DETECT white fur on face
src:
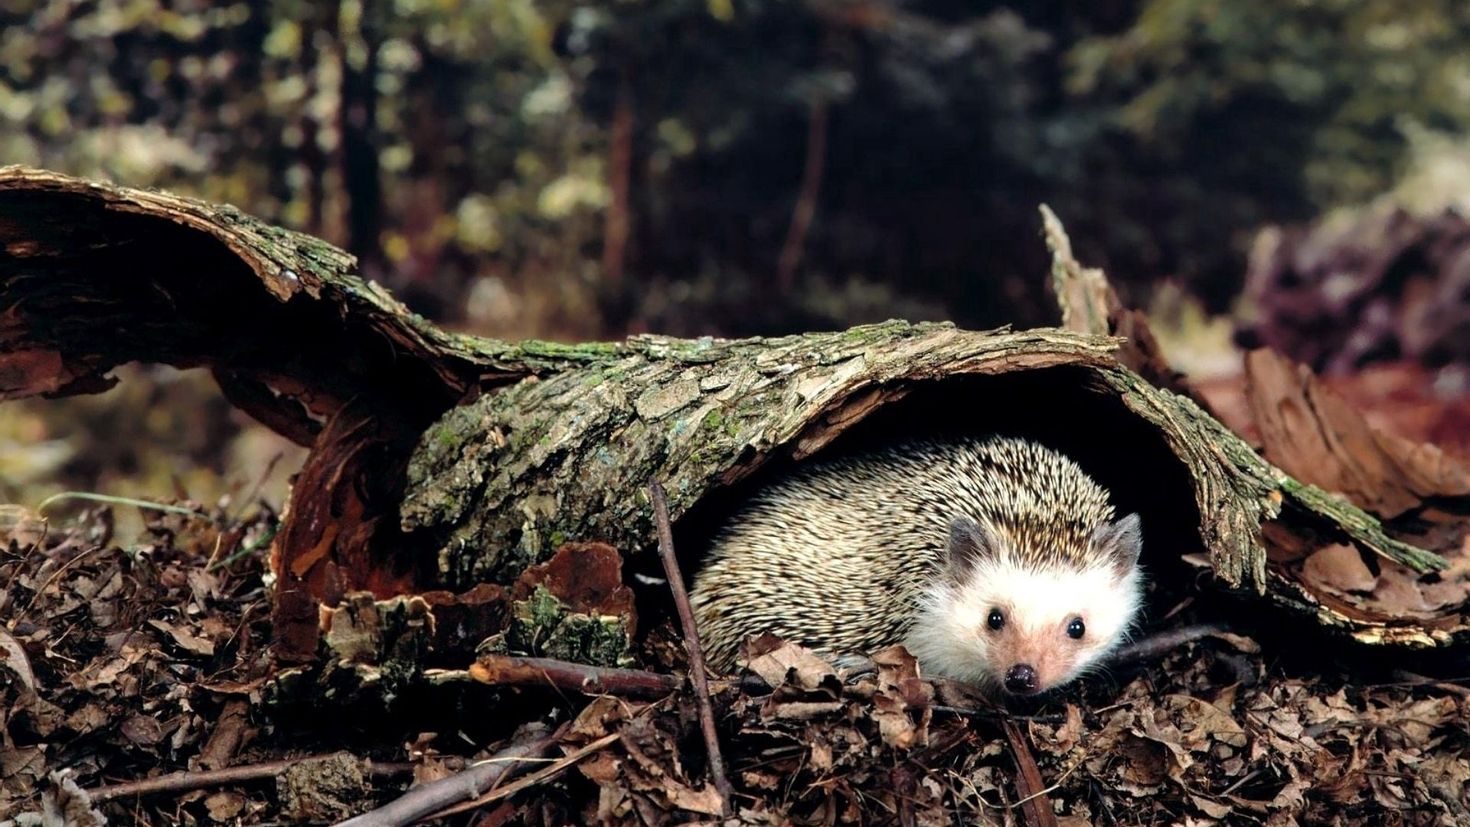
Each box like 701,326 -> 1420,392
905,554 -> 1144,691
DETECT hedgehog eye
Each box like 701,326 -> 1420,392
986,608 -> 1005,631
1066,617 -> 1085,640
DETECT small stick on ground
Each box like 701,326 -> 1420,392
1001,719 -> 1060,827
335,726 -> 559,827
649,480 -> 733,817
469,653 -> 681,699
1107,622 -> 1234,666
423,731 -> 622,821
88,754 -> 413,803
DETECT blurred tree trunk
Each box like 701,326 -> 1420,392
601,68 -> 635,287
777,99 -> 829,291
299,8 -> 331,237
339,0 -> 385,276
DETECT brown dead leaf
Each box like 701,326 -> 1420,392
613,715 -> 725,817
147,618 -> 216,658
1031,704 -> 1086,755
1189,793 -> 1232,820
1165,695 -> 1248,752
0,627 -> 37,696
870,645 -> 932,749
1301,544 -> 1378,595
1245,348 -> 1470,517
204,790 -> 246,821
744,636 -> 839,691
120,714 -> 166,746
578,750 -> 622,785
570,695 -> 634,741
0,504 -> 47,549
1116,737 -> 1168,792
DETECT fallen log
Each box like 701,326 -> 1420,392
0,166 -> 1461,663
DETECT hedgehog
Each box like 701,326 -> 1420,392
689,436 -> 1144,695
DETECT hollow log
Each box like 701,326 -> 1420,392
0,166 -> 1461,658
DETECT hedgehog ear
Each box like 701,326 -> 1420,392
1093,513 -> 1142,578
946,516 -> 1002,580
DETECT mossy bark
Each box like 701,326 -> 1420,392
399,321 -> 1444,605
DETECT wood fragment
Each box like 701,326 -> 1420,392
422,732 -> 622,821
87,754 -> 412,804
650,480 -> 734,818
469,653 -> 681,698
1244,348 -> 1470,518
1107,623 -> 1236,666
196,699 -> 251,771
334,727 -> 558,827
1042,203 -> 1209,410
1001,718 -> 1059,827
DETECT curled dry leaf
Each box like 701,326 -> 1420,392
1239,349 -> 1470,635
742,636 -> 846,722
1301,544 -> 1378,595
0,627 -> 37,696
0,504 -> 46,549
743,635 -> 839,691
146,618 -> 216,658
570,696 -> 725,819
203,790 -> 247,821
870,645 -> 932,749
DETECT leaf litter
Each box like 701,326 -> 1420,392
6,365 -> 1470,824
4,489 -> 1470,824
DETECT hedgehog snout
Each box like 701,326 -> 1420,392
1003,663 -> 1039,694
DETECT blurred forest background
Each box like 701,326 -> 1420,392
8,0 -> 1470,518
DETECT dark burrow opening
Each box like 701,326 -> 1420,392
636,365 -> 1208,658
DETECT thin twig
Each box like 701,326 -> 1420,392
649,480 -> 733,817
469,653 -> 681,699
335,727 -> 559,827
1001,719 -> 1059,827
88,754 -> 412,803
1107,622 -> 1233,666
16,543 -> 109,623
421,731 -> 621,821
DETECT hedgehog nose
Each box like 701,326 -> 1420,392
1004,664 -> 1039,694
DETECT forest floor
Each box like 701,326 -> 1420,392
4,361 -> 1470,826
0,370 -> 1464,827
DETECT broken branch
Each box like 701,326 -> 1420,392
335,726 -> 559,827
650,480 -> 734,817
1108,623 -> 1239,666
88,754 -> 412,804
469,653 -> 681,699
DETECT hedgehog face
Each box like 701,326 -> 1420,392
906,514 -> 1144,693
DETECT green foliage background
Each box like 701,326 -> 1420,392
4,0 -> 1469,338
